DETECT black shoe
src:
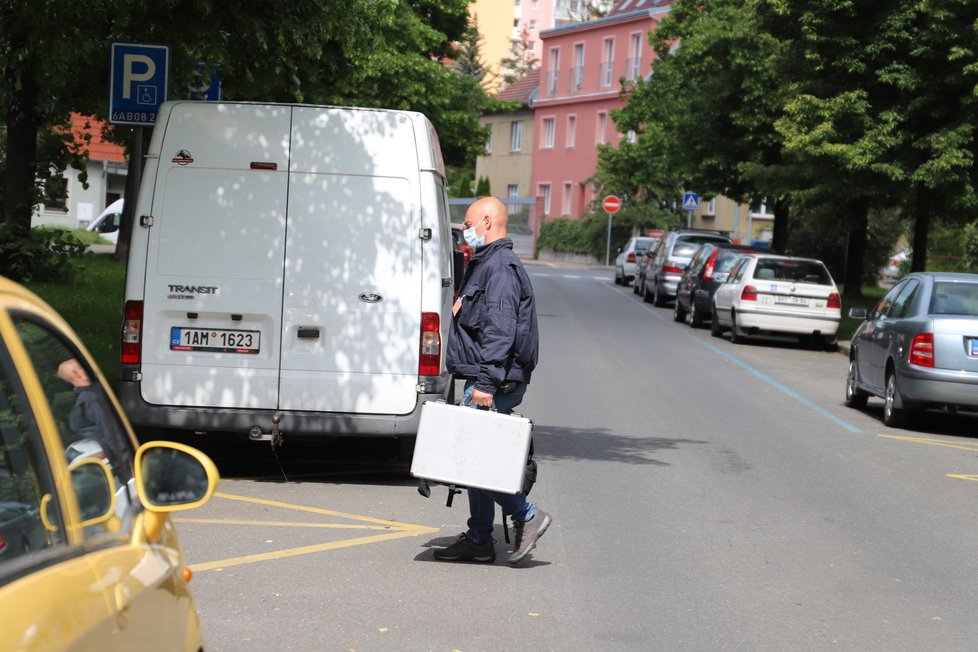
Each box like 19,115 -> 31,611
509,510 -> 552,564
433,533 -> 496,563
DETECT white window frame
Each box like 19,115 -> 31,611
596,111 -> 607,145
562,182 -> 573,216
485,127 -> 493,154
542,117 -> 555,149
573,43 -> 585,90
601,38 -> 615,87
629,33 -> 643,80
566,115 -> 576,148
510,121 -> 523,152
547,47 -> 560,94
540,183 -> 552,215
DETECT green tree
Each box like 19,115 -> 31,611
500,26 -> 539,86
455,14 -> 490,90
0,0 -> 487,278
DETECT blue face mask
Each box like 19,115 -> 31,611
463,222 -> 485,249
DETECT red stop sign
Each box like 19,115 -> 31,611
603,195 -> 622,214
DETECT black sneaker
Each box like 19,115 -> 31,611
509,510 -> 552,565
433,533 -> 496,563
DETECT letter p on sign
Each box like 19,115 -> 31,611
122,54 -> 155,99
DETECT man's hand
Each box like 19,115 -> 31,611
470,387 -> 494,407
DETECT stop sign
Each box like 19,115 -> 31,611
603,195 -> 622,214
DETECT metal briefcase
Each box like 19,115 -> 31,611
410,401 -> 532,494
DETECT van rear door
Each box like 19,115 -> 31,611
278,107 -> 422,415
139,103 -> 292,410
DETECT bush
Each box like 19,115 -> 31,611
0,226 -> 88,283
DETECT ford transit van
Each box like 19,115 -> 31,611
119,101 -> 457,443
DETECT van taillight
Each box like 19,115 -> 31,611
909,333 -> 934,367
741,285 -> 758,301
827,292 -> 841,309
121,300 -> 143,365
419,312 -> 441,376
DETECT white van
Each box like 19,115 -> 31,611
87,198 -> 124,244
119,101 -> 458,444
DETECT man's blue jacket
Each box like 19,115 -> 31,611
446,238 -> 539,395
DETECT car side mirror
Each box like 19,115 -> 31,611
714,272 -> 729,283
848,307 -> 868,320
135,441 -> 219,511
69,458 -> 116,527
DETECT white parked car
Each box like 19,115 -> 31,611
614,236 -> 657,286
711,254 -> 842,349
85,198 -> 124,244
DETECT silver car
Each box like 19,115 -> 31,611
846,272 -> 978,427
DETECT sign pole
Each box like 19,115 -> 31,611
606,213 -> 612,266
601,195 -> 621,266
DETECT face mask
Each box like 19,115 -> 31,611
463,222 -> 486,249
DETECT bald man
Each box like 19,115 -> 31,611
435,196 -> 550,565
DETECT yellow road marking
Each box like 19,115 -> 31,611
947,474 -> 978,482
878,434 -> 978,453
180,491 -> 438,572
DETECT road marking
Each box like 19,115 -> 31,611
606,283 -> 862,433
948,474 -> 978,483
879,434 -> 978,452
177,491 -> 439,572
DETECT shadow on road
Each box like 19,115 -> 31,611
532,424 -> 708,466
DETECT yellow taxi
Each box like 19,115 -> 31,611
0,276 -> 219,650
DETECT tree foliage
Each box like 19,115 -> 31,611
595,0 -> 978,296
0,0 -> 489,279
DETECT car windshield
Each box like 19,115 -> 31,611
930,282 -> 978,316
634,238 -> 654,251
716,251 -> 751,273
753,259 -> 832,285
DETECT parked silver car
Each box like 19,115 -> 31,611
640,230 -> 731,306
614,236 -> 657,286
846,272 -> 978,427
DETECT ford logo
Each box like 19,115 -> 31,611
359,292 -> 383,303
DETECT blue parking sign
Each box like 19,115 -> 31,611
109,43 -> 170,126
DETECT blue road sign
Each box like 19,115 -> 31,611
682,192 -> 700,211
110,43 -> 170,126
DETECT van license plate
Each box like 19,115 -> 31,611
170,327 -> 260,354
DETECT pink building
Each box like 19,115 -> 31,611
531,0 -> 672,219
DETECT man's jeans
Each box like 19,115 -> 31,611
460,379 -> 536,545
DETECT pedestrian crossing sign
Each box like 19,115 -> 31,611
682,192 -> 699,211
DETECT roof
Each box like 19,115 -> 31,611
608,0 -> 673,15
496,70 -> 541,106
69,114 -> 125,163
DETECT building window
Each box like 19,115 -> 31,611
539,184 -> 551,215
547,47 -> 560,94
510,121 -> 523,152
706,198 -> 717,215
566,115 -> 576,148
42,176 -> 67,211
628,33 -> 642,80
626,129 -> 637,144
485,127 -> 493,154
562,182 -> 573,216
531,0 -> 537,7
529,19 -> 536,30
572,43 -> 584,90
508,184 -> 519,215
542,117 -> 555,149
601,38 -> 614,87
596,112 -> 607,145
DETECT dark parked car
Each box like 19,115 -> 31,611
846,272 -> 978,427
674,242 -> 769,327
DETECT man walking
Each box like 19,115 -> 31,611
434,196 -> 551,565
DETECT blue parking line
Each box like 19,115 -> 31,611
608,283 -> 863,433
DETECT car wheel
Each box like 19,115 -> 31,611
883,371 -> 909,427
653,281 -> 667,307
689,302 -> 704,329
673,297 -> 687,322
710,300 -> 723,337
729,311 -> 746,344
844,359 -> 869,409
614,267 -> 622,285
642,278 -> 654,303
633,276 -> 641,294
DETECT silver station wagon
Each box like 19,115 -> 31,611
846,272 -> 978,427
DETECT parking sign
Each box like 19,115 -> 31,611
110,43 -> 170,126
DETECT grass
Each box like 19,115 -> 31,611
24,251 -> 126,383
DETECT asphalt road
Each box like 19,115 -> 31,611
171,263 -> 978,651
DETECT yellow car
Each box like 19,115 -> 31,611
0,276 -> 219,651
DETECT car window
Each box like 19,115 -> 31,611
872,280 -> 906,318
729,258 -> 750,283
753,259 -> 832,284
633,238 -> 654,252
716,251 -> 749,274
672,242 -> 703,258
888,279 -> 921,319
11,315 -> 137,539
0,341 -> 67,581
931,282 -> 978,316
